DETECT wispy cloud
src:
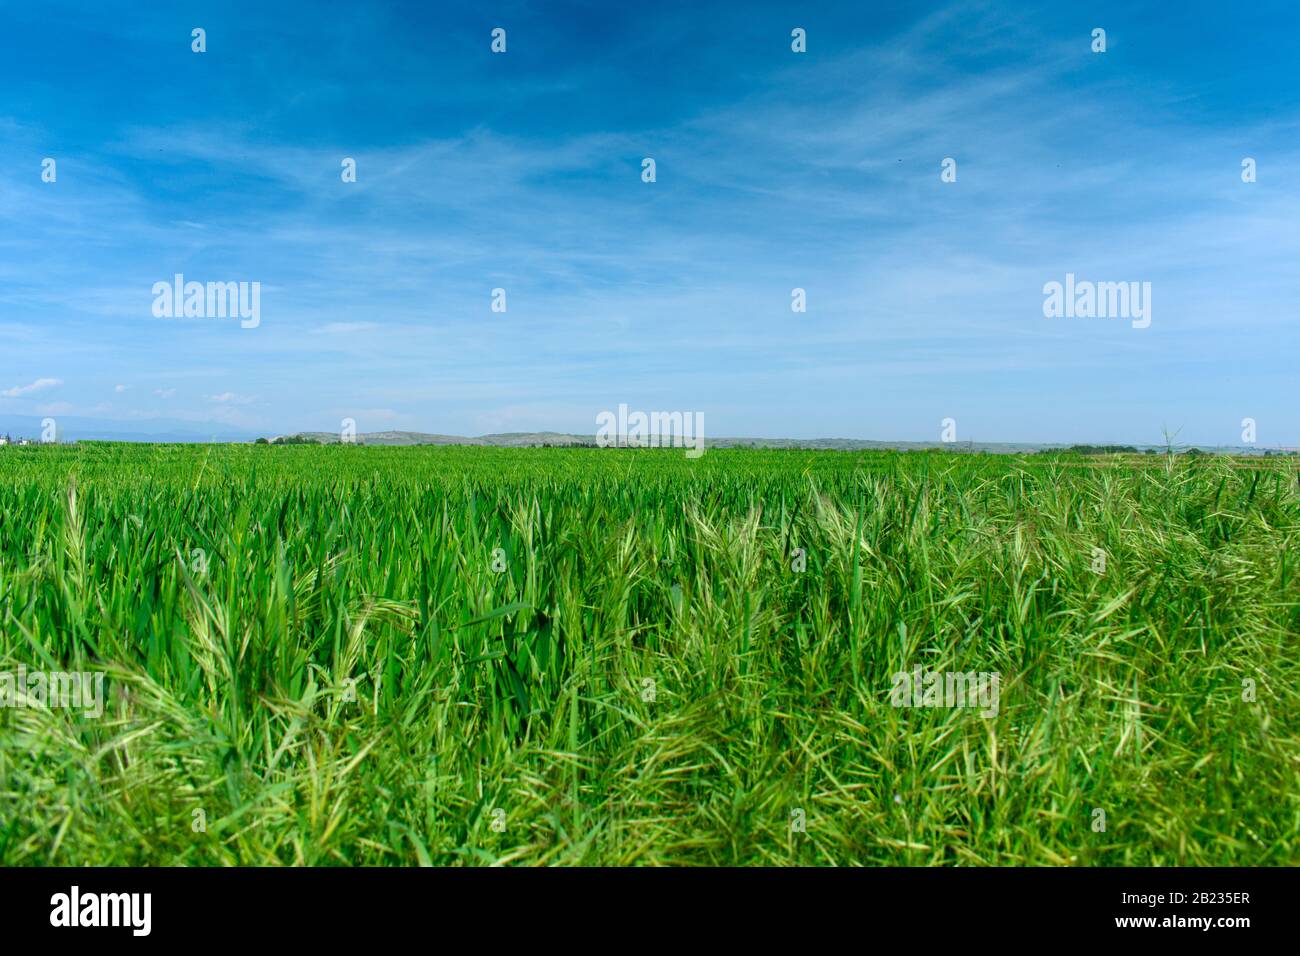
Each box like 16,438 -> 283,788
2,377 -> 62,398
1,2 -> 1297,444
313,322 -> 379,335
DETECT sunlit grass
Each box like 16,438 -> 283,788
1,443 -> 1297,865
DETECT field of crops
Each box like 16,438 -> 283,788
0,444 -> 1297,865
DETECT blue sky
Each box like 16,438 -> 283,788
1,0 -> 1297,444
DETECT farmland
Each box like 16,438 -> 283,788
0,443 -> 1297,865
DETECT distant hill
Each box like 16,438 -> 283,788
2,415 -> 1282,455
288,431 -> 593,447
284,430 -> 974,449
267,432 -> 1278,455
0,414 -> 256,443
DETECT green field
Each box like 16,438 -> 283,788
1,444 -> 1297,865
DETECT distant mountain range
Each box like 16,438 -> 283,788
289,430 -> 592,447
276,431 -> 1279,455
289,430 -> 1023,450
0,414 -> 255,444
0,417 -> 1287,454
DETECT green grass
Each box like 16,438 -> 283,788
1,443 -> 1297,865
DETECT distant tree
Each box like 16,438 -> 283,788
1065,444 -> 1139,455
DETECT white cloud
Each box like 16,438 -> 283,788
152,388 -> 176,398
312,321 -> 379,335
207,392 -> 253,405
2,377 -> 62,397
114,384 -> 129,393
